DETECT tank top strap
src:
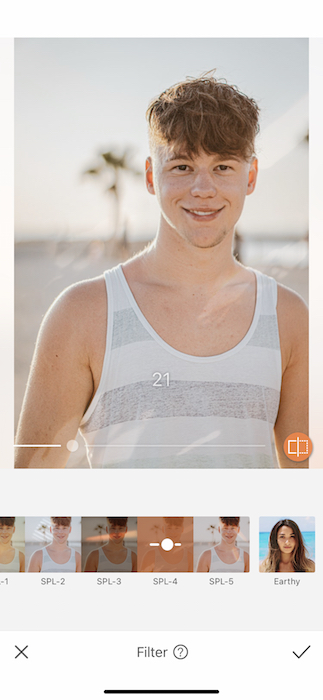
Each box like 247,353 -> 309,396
254,269 -> 278,315
104,265 -> 127,313
69,548 -> 75,569
98,547 -> 105,568
41,547 -> 50,566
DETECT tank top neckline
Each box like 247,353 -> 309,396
117,265 -> 262,363
44,546 -> 72,565
0,547 -> 16,565
100,546 -> 129,565
212,545 -> 242,565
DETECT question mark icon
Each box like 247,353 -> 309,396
173,644 -> 188,659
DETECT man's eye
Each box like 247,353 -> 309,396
175,164 -> 189,171
217,164 -> 230,171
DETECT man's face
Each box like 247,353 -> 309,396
0,524 -> 15,545
51,524 -> 71,545
218,522 -> 240,544
162,520 -> 184,542
146,146 -> 258,250
106,523 -> 127,543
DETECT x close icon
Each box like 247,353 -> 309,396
15,645 -> 28,659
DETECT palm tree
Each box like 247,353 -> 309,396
94,524 -> 106,543
37,523 -> 49,545
83,147 -> 142,253
207,524 -> 217,543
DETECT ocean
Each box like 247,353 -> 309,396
259,531 -> 315,565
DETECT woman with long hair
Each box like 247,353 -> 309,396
260,519 -> 315,572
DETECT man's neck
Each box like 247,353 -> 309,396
0,543 -> 12,553
49,541 -> 69,551
105,539 -> 124,552
218,540 -> 237,552
141,223 -> 240,289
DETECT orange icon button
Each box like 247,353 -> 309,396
283,432 -> 312,462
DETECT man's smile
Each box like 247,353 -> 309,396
183,206 -> 224,221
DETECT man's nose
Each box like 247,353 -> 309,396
191,171 -> 217,197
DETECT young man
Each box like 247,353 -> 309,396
28,517 -> 81,572
139,517 -> 193,572
84,517 -> 137,572
0,517 -> 25,572
15,73 -> 308,469
197,517 -> 249,573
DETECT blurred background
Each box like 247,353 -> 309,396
193,516 -> 250,570
259,515 -> 315,565
15,39 -> 309,466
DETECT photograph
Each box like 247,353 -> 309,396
194,516 -> 249,572
0,517 -> 25,572
82,516 -> 137,572
25,516 -> 82,573
259,516 -> 315,572
14,38 -> 309,469
137,517 -> 193,572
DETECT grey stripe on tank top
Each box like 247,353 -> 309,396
80,264 -> 282,469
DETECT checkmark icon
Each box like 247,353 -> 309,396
293,645 -> 311,659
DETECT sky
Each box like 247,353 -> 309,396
15,38 -> 308,240
259,516 -> 315,532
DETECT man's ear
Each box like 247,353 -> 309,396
246,157 -> 258,195
145,157 -> 155,195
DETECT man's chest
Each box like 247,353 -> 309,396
128,286 -> 257,356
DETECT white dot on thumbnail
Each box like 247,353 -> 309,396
161,537 -> 174,551
67,440 -> 79,453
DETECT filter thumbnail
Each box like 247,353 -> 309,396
26,517 -> 82,572
194,517 -> 249,572
0,517 -> 25,572
259,516 -> 315,572
82,517 -> 137,572
137,517 -> 193,572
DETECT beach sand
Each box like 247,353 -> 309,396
15,239 -> 308,468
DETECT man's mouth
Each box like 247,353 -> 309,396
184,207 -> 224,220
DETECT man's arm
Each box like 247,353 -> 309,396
140,550 -> 156,572
243,551 -> 249,573
84,550 -> 99,572
196,550 -> 210,572
275,285 -> 309,468
15,277 -> 107,469
19,551 -> 25,572
28,550 -> 42,572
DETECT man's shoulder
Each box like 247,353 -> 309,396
276,282 -> 308,351
200,548 -> 212,561
30,548 -> 43,562
40,274 -> 107,352
275,283 -> 308,372
276,282 -> 308,315
52,275 -> 107,318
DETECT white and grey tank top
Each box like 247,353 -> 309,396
0,548 -> 20,572
40,547 -> 76,573
80,265 -> 281,469
209,546 -> 245,573
97,546 -> 132,572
